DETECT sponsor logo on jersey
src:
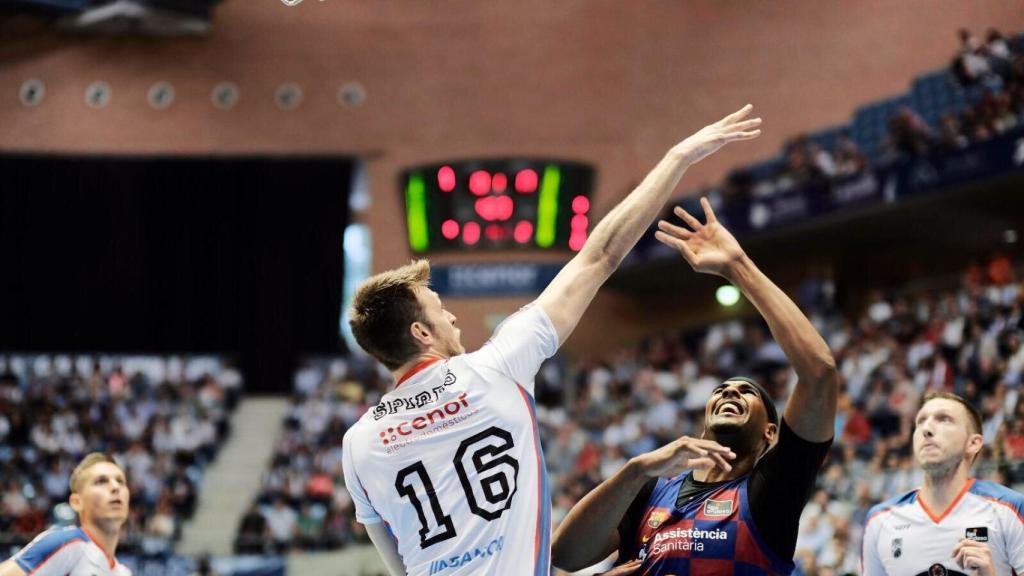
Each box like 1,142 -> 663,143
428,536 -> 504,574
648,527 -> 729,555
647,509 -> 670,529
893,522 -> 911,531
703,498 -> 734,517
891,537 -> 902,558
379,392 -> 472,447
965,526 -> 989,542
372,370 -> 458,420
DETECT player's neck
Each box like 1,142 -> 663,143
81,521 -> 120,562
919,463 -> 973,514
392,352 -> 447,387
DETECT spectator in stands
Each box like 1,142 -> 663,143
262,496 -> 297,554
886,106 -> 936,158
234,503 -> 268,555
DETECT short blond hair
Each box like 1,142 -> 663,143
70,452 -> 120,493
349,260 -> 432,369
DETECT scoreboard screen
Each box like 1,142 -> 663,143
401,159 -> 594,253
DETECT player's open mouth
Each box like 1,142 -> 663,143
715,401 -> 744,416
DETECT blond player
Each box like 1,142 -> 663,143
0,453 -> 131,576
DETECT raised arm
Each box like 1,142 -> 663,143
655,198 -> 838,442
537,106 -> 761,344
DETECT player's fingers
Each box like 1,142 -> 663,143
708,451 -> 733,472
700,197 -> 718,224
686,456 -> 717,470
718,104 -> 753,126
673,205 -> 703,229
657,219 -> 694,239
726,118 -> 762,132
723,129 -> 762,141
654,231 -> 698,264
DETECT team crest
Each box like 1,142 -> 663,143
647,510 -> 670,529
928,564 -> 947,576
703,499 -> 734,517
965,526 -> 989,542
891,537 -> 902,558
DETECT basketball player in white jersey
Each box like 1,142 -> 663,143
342,105 -> 762,576
862,392 -> 1024,575
0,453 -> 132,576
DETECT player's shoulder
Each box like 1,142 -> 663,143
969,478 -> 1024,514
15,526 -> 88,569
23,525 -> 88,552
866,488 -> 919,526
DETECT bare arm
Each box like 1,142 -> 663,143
655,198 -> 838,442
365,522 -> 406,576
537,106 -> 761,344
0,560 -> 27,576
552,436 -> 735,571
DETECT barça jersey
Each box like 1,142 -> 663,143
862,479 -> 1024,575
627,473 -> 794,575
11,526 -> 132,576
342,303 -> 559,576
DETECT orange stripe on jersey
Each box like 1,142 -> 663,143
917,479 -> 975,524
26,538 -> 85,576
395,357 -> 442,389
81,528 -> 116,565
980,495 -> 1024,526
864,500 -> 904,529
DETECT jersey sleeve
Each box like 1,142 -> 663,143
470,302 -> 559,396
860,507 -> 887,576
997,492 -> 1024,572
13,528 -> 87,576
342,429 -> 383,525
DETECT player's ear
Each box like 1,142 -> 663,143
966,432 -> 984,463
409,321 -> 432,347
69,492 -> 82,514
764,423 -> 778,445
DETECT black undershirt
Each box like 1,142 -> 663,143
617,419 -> 832,564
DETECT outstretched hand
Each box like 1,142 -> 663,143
655,197 -> 747,278
670,104 -> 762,166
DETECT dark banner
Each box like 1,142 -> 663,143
431,263 -> 564,297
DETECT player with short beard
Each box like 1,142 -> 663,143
862,392 -> 1024,575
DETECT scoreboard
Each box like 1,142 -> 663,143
401,160 -> 594,253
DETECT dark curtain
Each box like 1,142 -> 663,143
0,155 -> 353,393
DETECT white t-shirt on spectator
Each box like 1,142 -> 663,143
342,303 -> 558,576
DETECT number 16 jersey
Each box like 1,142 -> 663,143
342,303 -> 559,576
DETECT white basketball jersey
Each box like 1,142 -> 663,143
343,303 -> 558,576
11,526 -> 132,576
862,479 -> 1024,575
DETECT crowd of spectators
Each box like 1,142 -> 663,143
886,28 -> 1024,159
0,355 -> 241,559
239,357 -> 386,554
716,28 -> 1022,206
